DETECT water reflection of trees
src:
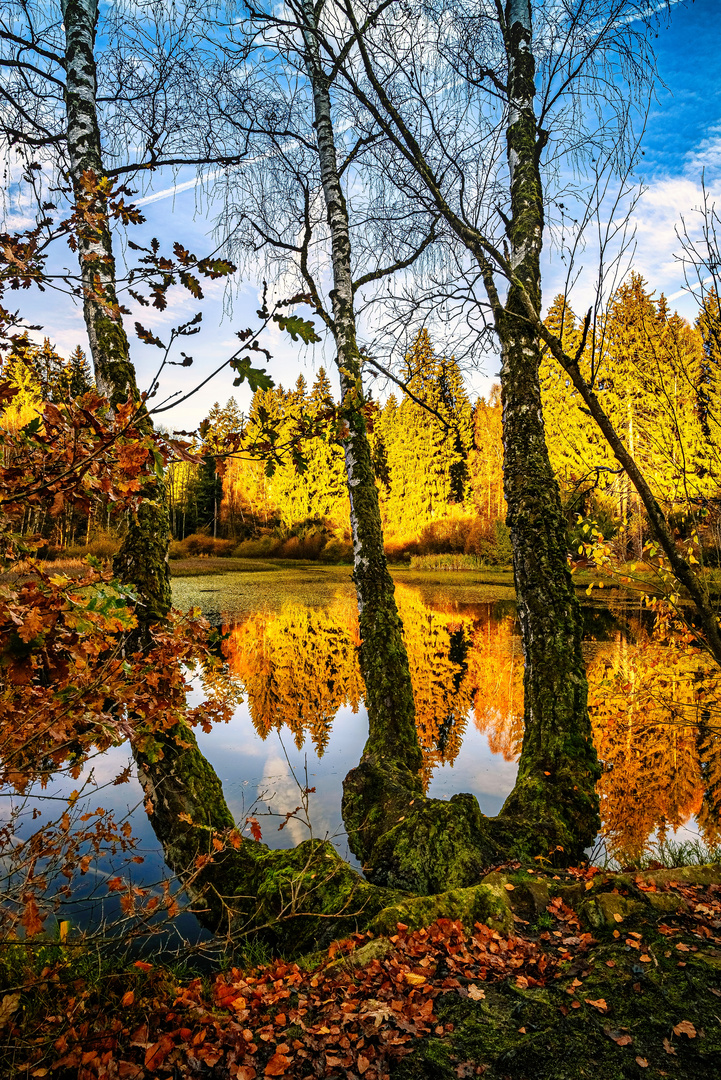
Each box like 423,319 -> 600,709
221,588 -> 721,861
222,597 -> 363,755
588,629 -> 721,862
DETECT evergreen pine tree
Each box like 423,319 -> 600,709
65,346 -> 94,398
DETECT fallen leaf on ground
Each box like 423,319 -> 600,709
604,1028 -> 632,1046
0,993 -> 21,1028
468,985 -> 485,1000
265,1052 -> 291,1076
635,1057 -> 648,1068
663,1038 -> 677,1055
404,972 -> 426,986
586,998 -> 608,1012
145,1036 -> 173,1071
672,1021 -> 697,1039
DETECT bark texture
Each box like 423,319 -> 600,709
61,0 -> 171,622
299,6 -> 431,871
343,0 -> 602,861
491,1 -> 600,856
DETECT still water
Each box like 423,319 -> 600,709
173,565 -> 721,866
15,565 -> 721,940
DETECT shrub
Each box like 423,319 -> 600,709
170,533 -> 235,558
384,538 -> 419,563
318,538 -> 353,563
180,532 -> 217,556
416,515 -> 471,555
232,536 -> 284,559
63,535 -> 120,562
278,532 -> 328,560
88,537 -> 120,559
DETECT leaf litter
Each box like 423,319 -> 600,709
7,872 -> 721,1078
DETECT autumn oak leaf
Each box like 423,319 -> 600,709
144,1035 -> 174,1071
264,1052 -> 291,1076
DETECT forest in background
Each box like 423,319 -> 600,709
5,273 -> 721,572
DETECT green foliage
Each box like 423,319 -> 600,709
229,355 -> 274,392
272,312 -> 321,344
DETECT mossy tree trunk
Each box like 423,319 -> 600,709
489,1 -> 600,855
134,726 -> 403,954
135,726 -> 513,955
299,2 -> 425,866
61,0 -> 171,622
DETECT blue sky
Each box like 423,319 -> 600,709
9,0 -> 721,429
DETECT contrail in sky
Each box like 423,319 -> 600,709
667,276 -> 714,303
134,171 -> 224,206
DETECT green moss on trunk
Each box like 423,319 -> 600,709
62,0 -> 171,625
489,2 -> 600,859
113,499 -> 171,624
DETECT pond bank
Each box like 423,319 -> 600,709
6,864 -> 720,1078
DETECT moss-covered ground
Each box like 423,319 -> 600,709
3,865 -> 720,1078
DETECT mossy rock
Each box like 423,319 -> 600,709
360,791 -> 499,893
372,882 -> 514,938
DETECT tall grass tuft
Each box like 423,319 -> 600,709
409,553 -> 485,571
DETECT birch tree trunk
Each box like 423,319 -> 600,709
298,4 -> 436,874
491,1 -> 600,851
61,0 -> 171,623
300,13 -> 419,750
296,6 -> 512,891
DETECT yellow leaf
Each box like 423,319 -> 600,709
404,972 -> 426,986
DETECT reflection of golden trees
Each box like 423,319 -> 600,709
467,612 -> 524,761
587,633 -> 718,863
221,586 -> 721,856
222,596 -> 363,755
395,586 -> 474,787
222,586 -> 481,785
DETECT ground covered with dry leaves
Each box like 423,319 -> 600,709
3,866 -> 721,1080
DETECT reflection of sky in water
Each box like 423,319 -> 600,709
190,691 -> 520,868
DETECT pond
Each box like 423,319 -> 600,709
11,564 -> 721,944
